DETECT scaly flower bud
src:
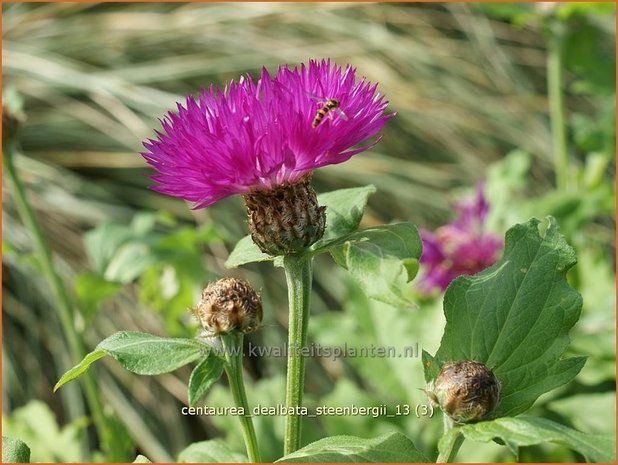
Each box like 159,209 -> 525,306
193,278 -> 262,336
426,360 -> 501,423
243,175 -> 326,255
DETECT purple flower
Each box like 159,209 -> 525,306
418,183 -> 503,294
141,59 -> 393,209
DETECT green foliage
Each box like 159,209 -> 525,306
206,376 -> 311,463
2,3 -> 615,463
423,218 -> 585,417
548,392 -> 616,436
55,332 -> 208,391
2,402 -> 86,462
439,416 -> 615,463
2,437 -> 31,463
227,186 -> 421,305
563,16 -> 616,96
226,185 -> 377,267
276,432 -> 428,462
476,3 -> 535,26
53,350 -> 107,392
81,212 -> 221,334
187,353 -> 225,407
73,272 -> 122,323
177,439 -> 248,463
225,235 -> 272,268
328,223 -> 421,307
310,185 -> 376,251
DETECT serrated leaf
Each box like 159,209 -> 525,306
2,436 -> 31,463
328,222 -> 422,306
225,185 -> 376,268
276,432 -> 428,463
178,439 -> 248,463
55,332 -> 208,391
425,218 -> 585,417
439,416 -> 615,463
187,353 -> 225,407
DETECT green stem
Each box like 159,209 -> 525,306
282,254 -> 313,455
547,22 -> 568,191
3,143 -> 123,460
221,333 -> 261,463
436,431 -> 464,463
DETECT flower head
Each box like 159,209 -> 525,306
141,59 -> 393,209
418,183 -> 503,294
193,277 -> 262,336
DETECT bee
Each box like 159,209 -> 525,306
308,94 -> 348,128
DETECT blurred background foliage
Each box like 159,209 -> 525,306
2,2 -> 615,462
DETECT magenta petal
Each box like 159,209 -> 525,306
140,59 -> 394,208
418,184 -> 503,294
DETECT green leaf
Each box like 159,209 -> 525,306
276,432 -> 428,463
439,416 -> 615,463
104,240 -> 159,283
225,185 -> 376,268
2,401 -> 89,462
178,439 -> 248,463
548,392 -> 616,436
311,184 -> 376,251
83,222 -> 134,274
2,437 -> 31,463
329,222 -> 422,306
99,332 -> 208,374
55,332 -> 207,391
425,218 -> 585,417
225,235 -> 272,268
73,272 -> 122,322
53,350 -> 107,392
187,353 -> 225,407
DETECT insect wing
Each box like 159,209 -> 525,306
334,107 -> 348,121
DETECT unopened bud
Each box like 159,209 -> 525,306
426,360 -> 501,423
193,277 -> 262,336
243,175 -> 326,256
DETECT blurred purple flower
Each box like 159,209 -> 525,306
141,59 -> 393,208
418,183 -> 503,294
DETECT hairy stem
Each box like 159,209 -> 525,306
282,254 -> 313,455
221,333 -> 261,462
3,143 -> 124,460
547,22 -> 568,191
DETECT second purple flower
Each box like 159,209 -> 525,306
418,183 -> 503,294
